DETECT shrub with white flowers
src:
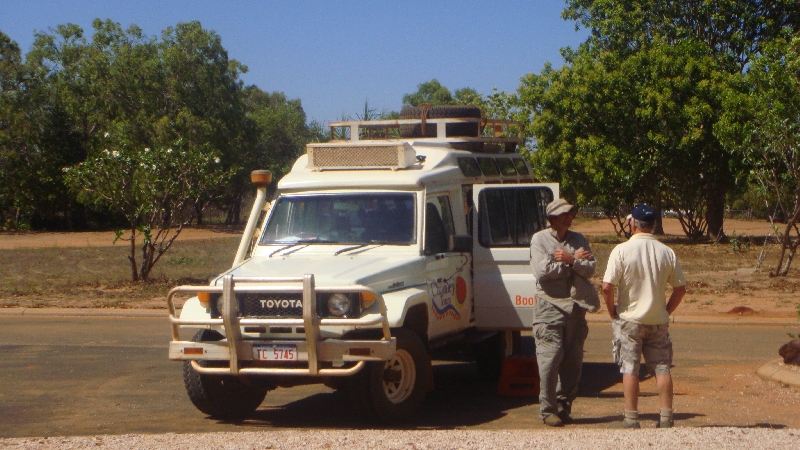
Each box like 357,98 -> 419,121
65,140 -> 234,281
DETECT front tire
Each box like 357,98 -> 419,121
349,327 -> 430,424
183,329 -> 268,419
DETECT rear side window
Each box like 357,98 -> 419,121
496,158 -> 518,176
457,157 -> 482,177
513,158 -> 530,175
478,187 -> 553,247
477,157 -> 500,176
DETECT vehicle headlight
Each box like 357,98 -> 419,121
214,295 -> 237,316
327,293 -> 351,317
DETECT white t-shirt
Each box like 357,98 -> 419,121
603,233 -> 686,325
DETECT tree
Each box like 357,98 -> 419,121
519,40 -> 731,240
561,0 -> 800,240
2,26 -> 103,230
0,31 -> 29,228
402,79 -> 454,107
402,80 -> 491,111
219,87 -> 309,223
718,37 -> 800,276
34,19 -> 248,281
66,141 -> 232,281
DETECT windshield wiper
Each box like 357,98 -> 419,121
269,238 -> 319,257
335,242 -> 385,256
334,244 -> 368,256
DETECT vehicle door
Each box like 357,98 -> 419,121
472,183 -> 558,329
424,191 -> 472,339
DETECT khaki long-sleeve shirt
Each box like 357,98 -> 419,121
530,228 -> 600,316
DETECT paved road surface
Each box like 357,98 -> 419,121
1,316 -> 798,438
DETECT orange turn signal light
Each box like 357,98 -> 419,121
184,347 -> 204,355
197,292 -> 211,307
251,170 -> 272,187
360,292 -> 377,309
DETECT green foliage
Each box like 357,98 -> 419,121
516,1 -> 800,239
1,19 -> 314,233
563,0 -> 800,69
219,87 -> 309,222
402,79 -> 454,107
401,80 -> 523,125
729,231 -> 750,253
520,39 -> 731,239
717,36 -> 800,276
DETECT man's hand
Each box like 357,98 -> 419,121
553,249 -> 575,264
553,248 -> 593,265
602,282 -> 619,320
574,248 -> 593,261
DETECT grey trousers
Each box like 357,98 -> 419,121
532,300 -> 589,418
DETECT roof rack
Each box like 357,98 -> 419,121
327,117 -> 524,153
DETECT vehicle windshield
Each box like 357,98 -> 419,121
260,193 -> 416,245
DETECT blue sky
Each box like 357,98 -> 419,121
1,0 -> 589,124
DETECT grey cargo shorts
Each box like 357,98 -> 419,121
612,318 -> 672,376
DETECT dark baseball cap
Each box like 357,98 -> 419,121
627,203 -> 655,222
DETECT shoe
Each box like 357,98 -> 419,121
656,418 -> 674,429
543,414 -> 564,427
557,410 -> 574,425
610,418 -> 641,429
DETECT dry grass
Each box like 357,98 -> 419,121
575,219 -> 800,319
1,219 -> 798,318
0,237 -> 239,309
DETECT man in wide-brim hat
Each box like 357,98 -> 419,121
529,198 -> 600,427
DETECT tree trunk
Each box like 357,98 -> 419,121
194,202 -> 204,225
233,195 -> 242,224
652,204 -> 664,235
225,192 -> 244,225
705,178 -> 727,242
139,242 -> 154,282
128,226 -> 139,282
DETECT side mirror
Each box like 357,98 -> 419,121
448,235 -> 472,253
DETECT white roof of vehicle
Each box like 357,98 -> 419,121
278,116 -> 532,192
279,142 -> 473,191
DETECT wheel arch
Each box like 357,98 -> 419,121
382,287 -> 429,330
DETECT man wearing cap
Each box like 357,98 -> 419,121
530,198 -> 600,427
601,204 -> 686,429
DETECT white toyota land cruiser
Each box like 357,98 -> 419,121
167,106 -> 558,424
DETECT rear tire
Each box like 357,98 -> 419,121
349,327 -> 430,424
183,329 -> 268,419
471,331 -> 514,382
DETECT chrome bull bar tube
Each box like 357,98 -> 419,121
167,275 -> 394,376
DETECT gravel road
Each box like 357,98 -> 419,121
3,428 -> 800,449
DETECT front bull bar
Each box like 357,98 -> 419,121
167,274 -> 395,376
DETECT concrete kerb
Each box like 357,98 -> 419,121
585,314 -> 800,326
757,358 -> 800,388
0,307 -> 165,317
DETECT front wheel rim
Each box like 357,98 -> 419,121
382,349 -> 416,404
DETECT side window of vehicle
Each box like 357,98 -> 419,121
425,195 -> 454,255
478,187 -> 553,247
477,157 -> 500,176
496,158 -> 518,176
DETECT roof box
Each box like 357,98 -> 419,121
307,143 -> 416,170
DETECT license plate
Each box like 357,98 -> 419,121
253,344 -> 298,361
